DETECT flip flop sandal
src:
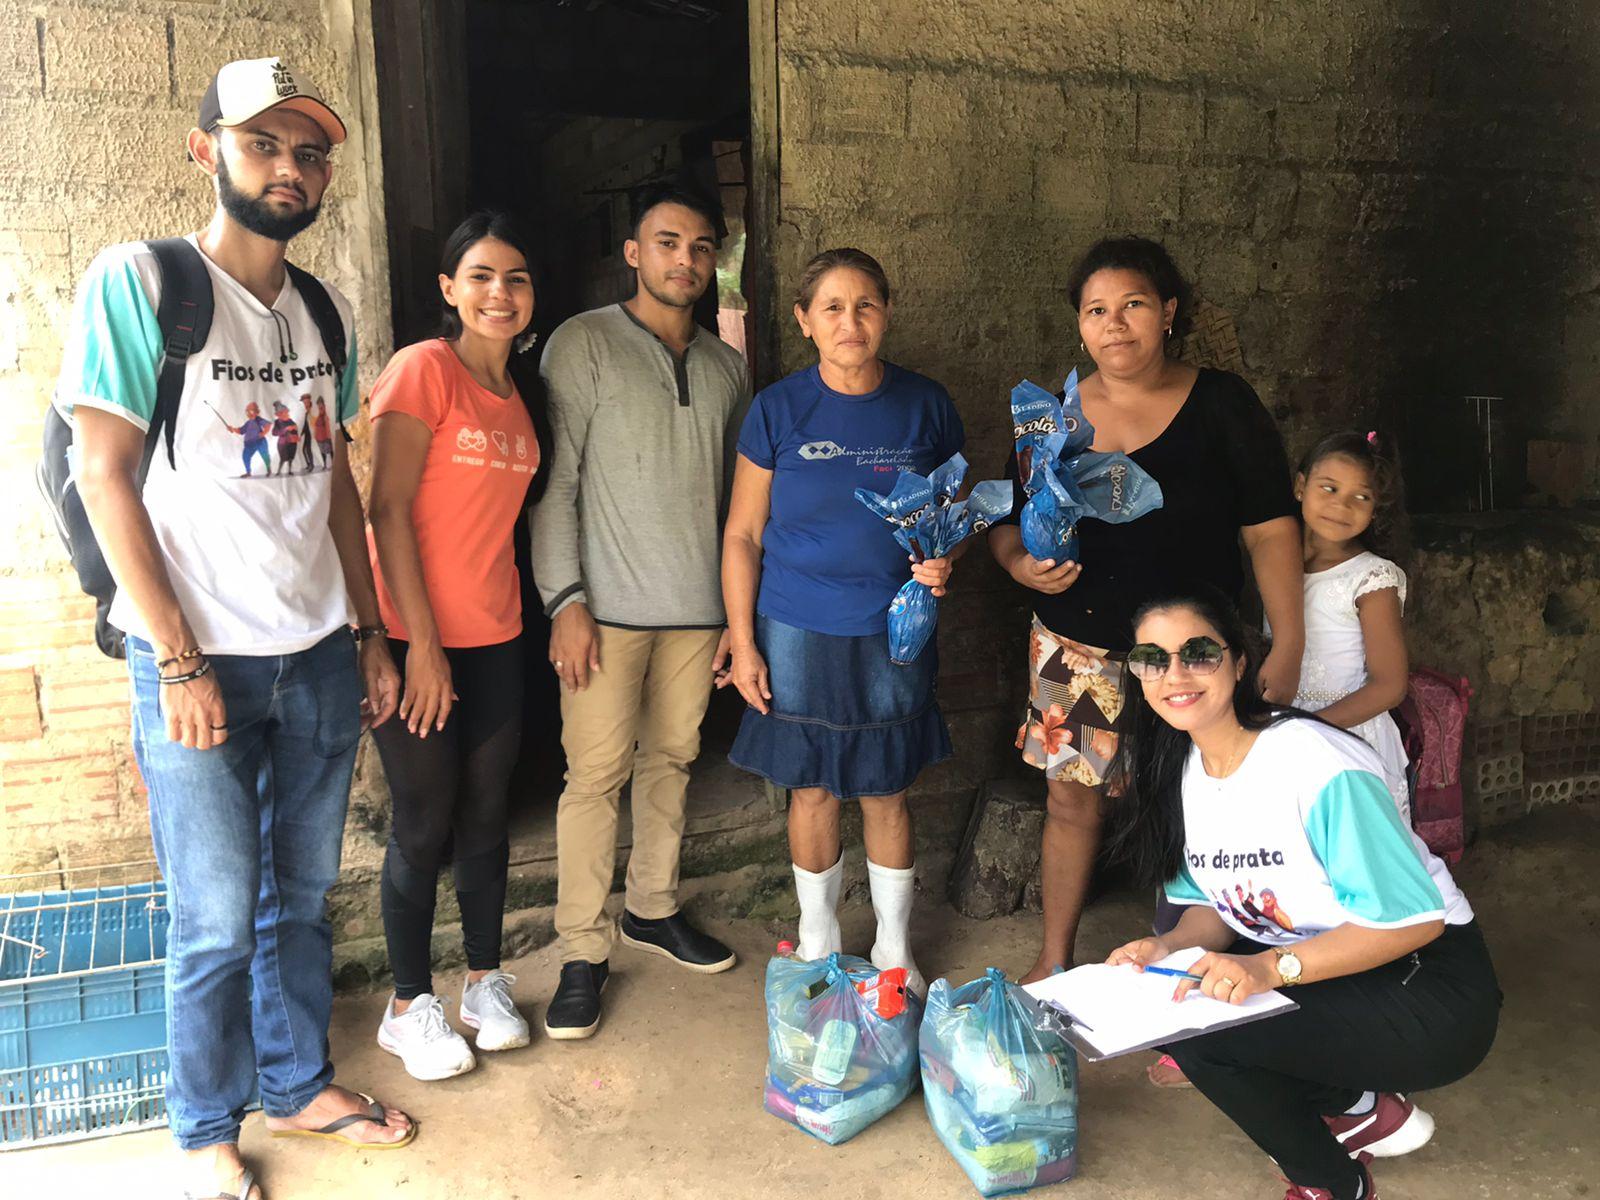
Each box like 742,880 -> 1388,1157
184,1168 -> 257,1200
268,1092 -> 417,1149
1146,1053 -> 1194,1089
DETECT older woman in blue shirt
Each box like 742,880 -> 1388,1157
720,248 -> 963,995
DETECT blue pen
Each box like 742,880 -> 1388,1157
1140,965 -> 1206,982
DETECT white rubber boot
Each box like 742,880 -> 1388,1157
792,856 -> 844,961
867,859 -> 926,997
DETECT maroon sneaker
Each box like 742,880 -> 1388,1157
1280,1160 -> 1379,1199
1323,1092 -> 1435,1159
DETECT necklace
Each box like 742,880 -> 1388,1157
1204,727 -> 1252,781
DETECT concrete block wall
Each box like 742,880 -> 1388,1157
772,0 -> 1600,813
0,0 -> 390,877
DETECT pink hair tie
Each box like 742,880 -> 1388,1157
1366,430 -> 1379,446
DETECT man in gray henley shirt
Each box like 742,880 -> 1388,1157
531,185 -> 749,1039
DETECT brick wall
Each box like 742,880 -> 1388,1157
0,0 -> 390,876
772,0 -> 1600,806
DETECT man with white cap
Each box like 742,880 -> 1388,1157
59,58 -> 413,1199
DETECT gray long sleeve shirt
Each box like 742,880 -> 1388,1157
529,303 -> 750,629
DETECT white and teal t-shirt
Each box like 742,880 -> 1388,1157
1165,718 -> 1473,945
54,238 -> 360,656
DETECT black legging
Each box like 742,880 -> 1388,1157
371,637 -> 525,1000
1166,921 -> 1500,1200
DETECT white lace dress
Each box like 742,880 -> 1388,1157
1274,552 -> 1411,825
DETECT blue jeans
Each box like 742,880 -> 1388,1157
128,630 -> 362,1150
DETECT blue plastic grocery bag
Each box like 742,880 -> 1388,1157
764,952 -> 923,1145
921,969 -> 1079,1195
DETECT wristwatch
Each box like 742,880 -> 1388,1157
352,623 -> 389,644
1273,947 -> 1304,986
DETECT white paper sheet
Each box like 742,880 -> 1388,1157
1022,946 -> 1297,1061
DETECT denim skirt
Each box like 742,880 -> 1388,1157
729,613 -> 952,800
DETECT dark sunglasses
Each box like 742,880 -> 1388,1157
1126,636 -> 1230,680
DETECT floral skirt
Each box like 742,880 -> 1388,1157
1016,615 -> 1129,787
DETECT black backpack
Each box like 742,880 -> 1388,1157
37,237 -> 351,658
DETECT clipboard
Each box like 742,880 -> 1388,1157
1021,947 -> 1299,1063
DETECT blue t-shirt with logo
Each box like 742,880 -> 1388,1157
737,362 -> 965,636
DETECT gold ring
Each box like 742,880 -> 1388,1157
1219,977 -> 1235,989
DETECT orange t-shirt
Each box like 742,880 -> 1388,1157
367,339 -> 539,647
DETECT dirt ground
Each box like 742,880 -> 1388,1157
9,804 -> 1599,1200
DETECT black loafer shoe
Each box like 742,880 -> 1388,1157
619,910 -> 737,974
543,959 -> 608,1040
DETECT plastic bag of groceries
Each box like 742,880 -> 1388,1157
856,454 -> 1013,664
1010,371 -> 1163,563
764,950 -> 923,1145
920,969 -> 1079,1195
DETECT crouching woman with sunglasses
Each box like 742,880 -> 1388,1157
1103,589 -> 1499,1200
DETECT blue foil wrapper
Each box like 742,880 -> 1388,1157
1019,464 -> 1090,563
887,579 -> 937,665
1010,370 -> 1163,561
856,455 -> 1015,664
1067,450 -> 1164,523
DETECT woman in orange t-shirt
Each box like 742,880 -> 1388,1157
366,212 -> 550,1080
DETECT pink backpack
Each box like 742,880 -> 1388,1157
1393,668 -> 1473,863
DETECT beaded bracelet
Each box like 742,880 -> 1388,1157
158,658 -> 212,686
157,647 -> 204,670
352,624 -> 389,644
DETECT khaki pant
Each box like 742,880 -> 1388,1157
555,625 -> 721,963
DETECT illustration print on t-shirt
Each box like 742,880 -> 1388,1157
209,400 -> 274,476
270,401 -> 301,474
201,352 -> 343,479
1210,879 -> 1297,938
310,397 -> 333,469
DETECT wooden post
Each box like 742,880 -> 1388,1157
746,0 -> 781,391
369,0 -> 471,348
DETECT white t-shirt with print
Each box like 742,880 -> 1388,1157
1165,718 -> 1473,946
54,237 -> 361,656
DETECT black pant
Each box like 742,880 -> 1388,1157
371,637 -> 524,1000
1167,921 -> 1500,1200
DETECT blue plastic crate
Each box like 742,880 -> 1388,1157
0,880 -> 172,1148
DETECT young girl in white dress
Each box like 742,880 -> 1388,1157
1285,431 -> 1412,824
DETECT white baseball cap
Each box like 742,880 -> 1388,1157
199,57 -> 346,146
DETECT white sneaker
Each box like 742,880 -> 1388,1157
376,993 -> 476,1081
460,970 -> 532,1051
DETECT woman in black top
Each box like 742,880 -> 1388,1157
989,236 -> 1304,992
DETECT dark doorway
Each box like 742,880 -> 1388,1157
372,0 -> 764,809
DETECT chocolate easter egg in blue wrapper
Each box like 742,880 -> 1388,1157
1020,464 -> 1090,562
856,454 -> 1014,665
887,580 -> 937,665
1010,368 -> 1163,563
